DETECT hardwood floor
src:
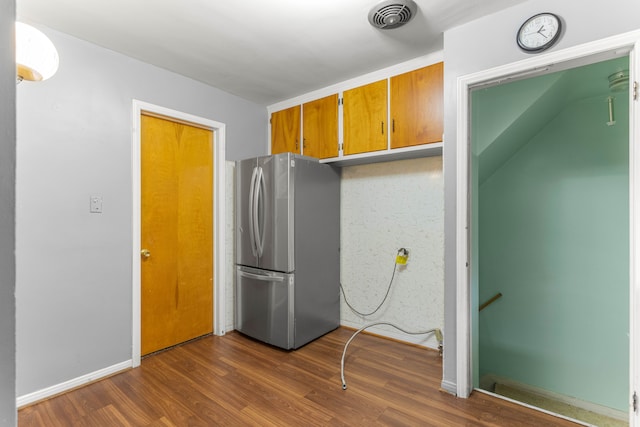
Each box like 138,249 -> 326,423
19,328 -> 579,426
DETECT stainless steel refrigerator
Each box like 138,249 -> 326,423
235,153 -> 340,349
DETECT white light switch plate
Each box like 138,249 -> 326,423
90,196 -> 103,213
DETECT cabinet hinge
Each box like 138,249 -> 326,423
634,391 -> 638,413
339,143 -> 343,152
338,97 -> 343,106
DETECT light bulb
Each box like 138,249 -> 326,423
16,22 -> 59,82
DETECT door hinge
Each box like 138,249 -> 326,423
633,391 -> 638,413
634,81 -> 638,101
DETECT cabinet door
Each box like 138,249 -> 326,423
343,79 -> 388,156
271,105 -> 301,155
302,94 -> 339,159
390,62 -> 443,149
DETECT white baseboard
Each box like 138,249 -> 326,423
481,374 -> 628,422
340,319 -> 440,351
17,360 -> 132,408
441,379 -> 457,395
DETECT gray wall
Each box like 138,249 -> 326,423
0,1 -> 16,424
16,25 -> 266,396
442,0 -> 640,389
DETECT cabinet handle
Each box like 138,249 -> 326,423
392,119 -> 395,133
381,121 -> 384,135
295,139 -> 299,151
303,138 -> 307,149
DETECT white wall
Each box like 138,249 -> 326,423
0,1 -> 16,424
225,161 -> 235,332
16,24 -> 267,397
340,157 -> 444,348
442,0 -> 640,391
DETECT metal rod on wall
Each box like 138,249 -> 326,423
607,96 -> 616,126
479,292 -> 503,312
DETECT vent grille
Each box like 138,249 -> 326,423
368,0 -> 418,29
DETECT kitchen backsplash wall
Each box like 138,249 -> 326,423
340,157 -> 444,349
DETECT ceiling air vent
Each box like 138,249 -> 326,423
368,0 -> 418,30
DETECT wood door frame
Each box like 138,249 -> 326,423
131,100 -> 226,367
455,30 -> 640,425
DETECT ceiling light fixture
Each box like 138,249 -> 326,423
16,22 -> 59,84
368,0 -> 418,30
608,69 -> 629,92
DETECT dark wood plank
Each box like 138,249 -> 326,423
19,328 -> 580,426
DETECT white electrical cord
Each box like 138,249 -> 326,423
340,322 -> 443,390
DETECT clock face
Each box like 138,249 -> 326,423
517,13 -> 562,52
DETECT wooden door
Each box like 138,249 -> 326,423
343,79 -> 388,155
390,62 -> 444,149
302,94 -> 339,159
271,105 -> 301,155
141,114 -> 213,356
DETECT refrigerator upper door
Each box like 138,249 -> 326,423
236,157 -> 259,267
255,153 -> 294,272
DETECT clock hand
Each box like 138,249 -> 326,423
537,25 -> 549,38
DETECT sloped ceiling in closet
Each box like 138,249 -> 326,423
472,55 -> 629,185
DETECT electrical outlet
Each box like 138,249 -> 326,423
396,248 -> 409,265
90,196 -> 103,213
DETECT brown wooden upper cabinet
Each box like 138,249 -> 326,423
270,105 -> 301,155
390,61 -> 443,149
302,94 -> 339,159
343,79 -> 388,156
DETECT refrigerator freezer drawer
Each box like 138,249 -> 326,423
236,266 -> 294,349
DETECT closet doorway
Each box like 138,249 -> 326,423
471,56 -> 630,426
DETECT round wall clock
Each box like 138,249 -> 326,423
516,13 -> 562,53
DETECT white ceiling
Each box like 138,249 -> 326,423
17,0 -> 526,105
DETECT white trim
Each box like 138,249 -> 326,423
456,29 -> 640,423
440,379 -> 457,395
17,360 -> 131,408
455,70 -> 471,398
131,100 -> 226,368
630,40 -> 640,427
321,142 -> 442,167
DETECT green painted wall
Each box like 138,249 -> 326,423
473,58 -> 629,411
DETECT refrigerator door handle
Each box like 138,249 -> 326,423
237,269 -> 285,282
255,166 -> 266,258
248,166 -> 259,257
252,166 -> 261,258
